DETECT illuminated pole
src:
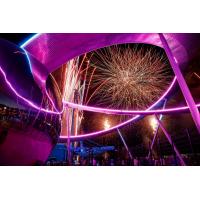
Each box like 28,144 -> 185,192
71,89 -> 80,163
185,128 -> 198,164
117,128 -> 133,160
147,99 -> 167,159
186,128 -> 194,155
103,119 -> 133,160
155,115 -> 186,166
159,33 -> 200,134
66,106 -> 71,165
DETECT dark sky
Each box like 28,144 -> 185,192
0,33 -> 34,45
0,33 -> 199,156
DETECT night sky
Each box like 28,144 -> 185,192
0,33 -> 34,45
1,33 -> 200,157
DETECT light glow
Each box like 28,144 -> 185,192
20,33 -> 41,48
3,33 -> 196,141
149,116 -> 159,133
1,64 -> 200,141
104,119 -> 111,130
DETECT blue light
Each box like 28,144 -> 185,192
22,48 -> 33,73
20,33 -> 41,48
20,33 -> 41,74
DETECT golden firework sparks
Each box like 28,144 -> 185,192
87,44 -> 173,110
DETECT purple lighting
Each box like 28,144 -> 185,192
159,33 -> 200,134
20,33 -> 41,48
2,33 -> 197,141
0,64 -> 188,141
0,66 -> 64,115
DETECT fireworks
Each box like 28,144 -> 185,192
49,57 -> 88,137
87,44 -> 173,110
50,43 -> 173,135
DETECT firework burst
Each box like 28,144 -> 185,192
87,44 -> 173,110
50,43 -> 174,135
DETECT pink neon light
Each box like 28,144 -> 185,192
1,65 -> 200,140
64,99 -> 200,115
62,77 -> 186,115
0,66 -> 64,115
0,62 -> 177,116
1,33 -> 198,140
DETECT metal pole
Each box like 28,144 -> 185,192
159,33 -> 200,134
117,128 -> 133,160
148,141 -> 152,161
147,99 -> 167,159
186,128 -> 194,155
186,128 -> 198,165
155,115 -> 186,166
172,140 -> 178,166
157,135 -> 163,166
66,106 -> 71,165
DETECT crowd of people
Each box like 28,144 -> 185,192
46,153 -> 200,166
